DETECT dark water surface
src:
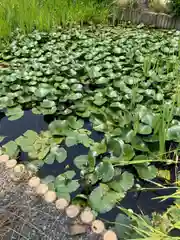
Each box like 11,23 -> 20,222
0,110 -> 176,224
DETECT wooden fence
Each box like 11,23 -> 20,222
115,8 -> 180,30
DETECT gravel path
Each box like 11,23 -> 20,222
0,164 -> 98,240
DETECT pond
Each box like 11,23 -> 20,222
0,110 -> 175,224
1,25 -> 180,239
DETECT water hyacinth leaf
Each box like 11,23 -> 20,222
108,138 -> 123,157
115,213 -> 132,239
167,125 -> 180,141
49,120 -> 69,135
157,170 -> 171,182
35,87 -> 50,98
26,160 -> 44,172
65,136 -> 78,147
56,192 -> 70,202
90,140 -> 107,155
66,180 -> 80,192
78,133 -> 92,147
24,130 -> 38,140
110,102 -> 126,109
48,182 -> 55,191
89,184 -> 124,213
122,144 -> 135,162
131,136 -> 149,152
92,117 -> 106,132
96,161 -> 114,182
137,123 -> 152,135
44,152 -> 55,164
0,136 -> 6,143
55,147 -> 67,163
3,141 -> 19,158
94,97 -> 107,106
85,172 -> 99,185
67,116 -> 84,129
41,175 -> 55,184
88,150 -> 96,170
55,178 -> 79,193
40,100 -> 55,108
74,155 -> 88,169
88,66 -> 101,78
6,107 -> 24,120
62,170 -> 76,180
119,129 -> 135,143
109,171 -> 134,192
135,164 -> 157,180
96,77 -> 109,84
141,113 -> 159,128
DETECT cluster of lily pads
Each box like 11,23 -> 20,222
1,26 -> 180,218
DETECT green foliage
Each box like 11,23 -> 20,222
1,26 -> 180,217
0,0 -> 109,39
170,0 -> 180,16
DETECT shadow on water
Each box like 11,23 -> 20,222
0,110 -> 177,227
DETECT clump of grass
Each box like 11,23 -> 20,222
0,0 -> 109,39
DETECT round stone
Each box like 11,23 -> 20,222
66,205 -> 80,218
44,191 -> 56,203
55,198 -> 69,210
103,230 -> 118,240
0,154 -> 9,163
36,183 -> 48,195
91,220 -> 105,234
6,159 -> 17,169
80,209 -> 94,224
28,176 -> 41,188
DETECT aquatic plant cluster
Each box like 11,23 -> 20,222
0,25 -> 180,238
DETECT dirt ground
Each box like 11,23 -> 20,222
0,163 -> 98,240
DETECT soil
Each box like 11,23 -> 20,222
0,163 -> 99,240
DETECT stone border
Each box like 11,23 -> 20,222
114,8 -> 180,30
0,154 -> 118,240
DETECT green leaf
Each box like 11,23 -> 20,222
167,125 -> 180,141
123,144 -> 135,161
115,213 -> 132,239
89,184 -> 124,213
96,161 -> 114,182
65,136 -> 78,147
55,178 -> 79,193
135,164 -> 157,180
67,116 -> 84,129
131,136 -> 149,152
88,66 -> 101,78
109,171 -> 134,192
40,99 -> 55,108
90,140 -> 107,155
6,107 -> 24,120
74,155 -> 88,169
41,175 -> 55,184
56,192 -> 70,201
88,151 -> 96,170
44,152 -> 55,164
110,102 -> 126,109
0,136 -> 6,142
49,120 -> 69,136
3,141 -> 19,158
137,123 -> 152,135
35,88 -> 50,98
55,147 -> 67,163
141,113 -> 159,128
108,138 -> 123,157
62,170 -> 76,179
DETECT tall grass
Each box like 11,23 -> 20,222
0,0 -> 109,39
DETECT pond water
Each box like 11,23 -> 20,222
0,110 -> 175,223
